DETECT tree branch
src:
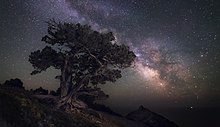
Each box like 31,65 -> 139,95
83,47 -> 103,67
68,42 -> 103,67
77,91 -> 98,96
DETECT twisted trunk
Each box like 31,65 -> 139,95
60,56 -> 72,97
58,90 -> 87,110
58,52 -> 99,110
60,69 -> 72,97
59,56 -> 89,110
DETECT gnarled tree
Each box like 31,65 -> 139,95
29,20 -> 136,109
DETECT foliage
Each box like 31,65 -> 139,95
3,78 -> 24,90
29,20 -> 136,100
31,87 -> 49,95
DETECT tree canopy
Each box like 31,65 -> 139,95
3,78 -> 24,90
29,20 -> 136,107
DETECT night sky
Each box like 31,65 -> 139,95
0,0 -> 220,126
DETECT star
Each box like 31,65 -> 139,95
0,1 -> 220,121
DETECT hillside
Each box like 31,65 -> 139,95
0,87 -> 178,127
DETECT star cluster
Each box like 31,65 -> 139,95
0,0 -> 220,109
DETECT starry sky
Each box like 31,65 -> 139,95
0,0 -> 220,125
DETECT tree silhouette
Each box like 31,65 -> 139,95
29,20 -> 136,109
32,87 -> 49,95
3,78 -> 24,90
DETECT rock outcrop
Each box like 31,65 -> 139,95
126,105 -> 179,127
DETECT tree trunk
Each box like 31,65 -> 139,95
58,90 -> 87,110
60,72 -> 72,97
60,56 -> 72,97
58,75 -> 89,110
58,55 -> 90,110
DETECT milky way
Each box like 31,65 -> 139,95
0,0 -> 220,109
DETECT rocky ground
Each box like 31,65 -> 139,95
0,87 -> 178,127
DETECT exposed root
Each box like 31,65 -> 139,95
57,92 -> 87,112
